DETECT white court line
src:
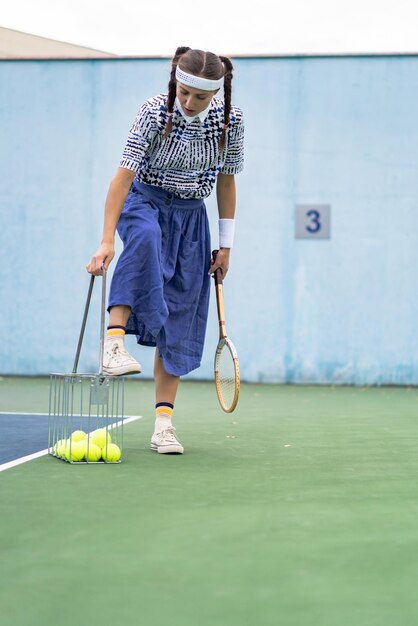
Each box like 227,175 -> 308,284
0,414 -> 143,473
0,412 -> 51,416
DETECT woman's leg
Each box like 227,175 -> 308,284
154,348 -> 180,405
108,305 -> 131,327
103,305 -> 141,375
151,348 -> 183,454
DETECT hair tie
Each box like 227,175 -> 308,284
223,123 -> 228,130
167,111 -> 173,117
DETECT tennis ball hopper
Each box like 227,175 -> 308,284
48,271 -> 125,464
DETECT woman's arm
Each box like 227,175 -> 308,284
209,173 -> 236,278
86,167 -> 135,275
216,172 -> 236,219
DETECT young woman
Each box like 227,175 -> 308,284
86,47 -> 244,454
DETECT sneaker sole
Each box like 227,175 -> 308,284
102,365 -> 141,376
150,443 -> 184,454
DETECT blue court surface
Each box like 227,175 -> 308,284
0,413 -> 50,464
0,412 -> 140,467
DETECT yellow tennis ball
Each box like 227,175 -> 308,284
65,440 -> 85,462
54,439 -> 66,457
76,439 -> 88,460
71,430 -> 88,442
60,439 -> 71,457
90,429 -> 112,449
85,442 -> 102,462
102,443 -> 121,463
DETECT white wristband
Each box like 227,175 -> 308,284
219,218 -> 235,249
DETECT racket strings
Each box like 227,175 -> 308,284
216,343 -> 239,411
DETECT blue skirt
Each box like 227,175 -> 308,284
108,181 -> 211,376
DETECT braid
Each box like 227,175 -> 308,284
164,46 -> 191,138
219,56 -> 234,150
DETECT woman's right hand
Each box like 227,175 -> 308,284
86,242 -> 115,275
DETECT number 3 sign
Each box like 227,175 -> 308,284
295,204 -> 331,239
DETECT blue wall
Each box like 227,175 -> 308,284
1,55 -> 418,384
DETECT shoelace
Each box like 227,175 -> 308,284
115,344 -> 131,358
159,427 -> 177,441
105,342 -> 131,364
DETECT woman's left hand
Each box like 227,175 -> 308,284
209,248 -> 230,279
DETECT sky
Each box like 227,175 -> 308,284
2,0 -> 418,56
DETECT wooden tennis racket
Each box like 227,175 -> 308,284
212,250 -> 240,413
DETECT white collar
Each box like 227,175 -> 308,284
175,97 -> 212,124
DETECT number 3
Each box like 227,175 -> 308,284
306,209 -> 321,234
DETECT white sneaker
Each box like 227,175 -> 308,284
150,427 -> 184,454
102,338 -> 142,376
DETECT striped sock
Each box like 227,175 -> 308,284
106,325 -> 125,340
155,402 -> 174,433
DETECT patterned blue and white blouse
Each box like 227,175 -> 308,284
119,93 -> 244,199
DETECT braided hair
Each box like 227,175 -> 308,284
164,46 -> 191,137
218,55 -> 234,150
164,47 -> 234,150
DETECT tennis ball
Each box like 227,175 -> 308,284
70,430 -> 88,442
76,439 -> 88,460
54,439 -> 66,457
84,442 -> 102,462
90,428 -> 112,449
102,443 -> 121,463
65,440 -> 85,462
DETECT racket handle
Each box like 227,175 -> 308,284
211,249 -> 223,286
212,250 -> 227,339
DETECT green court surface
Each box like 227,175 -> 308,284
1,377 -> 418,626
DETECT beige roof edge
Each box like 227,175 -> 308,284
0,26 -> 118,58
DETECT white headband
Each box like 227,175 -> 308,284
175,66 -> 224,91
